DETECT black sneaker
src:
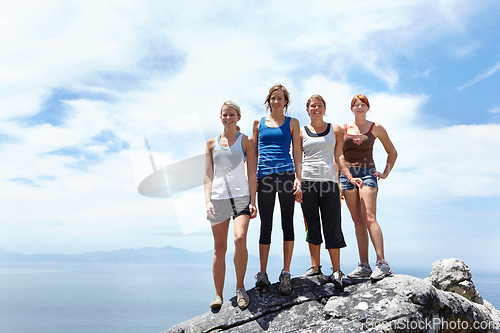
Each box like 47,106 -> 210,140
255,271 -> 271,289
278,271 -> 292,295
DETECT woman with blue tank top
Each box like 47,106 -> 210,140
252,84 -> 302,295
204,101 -> 257,310
299,95 -> 347,289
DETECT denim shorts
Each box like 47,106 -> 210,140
339,166 -> 378,191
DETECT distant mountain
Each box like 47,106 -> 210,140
0,246 -> 213,264
0,246 -> 313,266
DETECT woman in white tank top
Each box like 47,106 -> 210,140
204,101 -> 257,310
299,94 -> 347,288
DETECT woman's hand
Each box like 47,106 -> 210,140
293,178 -> 303,203
249,203 -> 258,219
206,201 -> 216,219
349,177 -> 364,188
372,169 -> 387,180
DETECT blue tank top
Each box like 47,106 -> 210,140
257,116 -> 295,179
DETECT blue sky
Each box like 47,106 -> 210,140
1,0 -> 500,273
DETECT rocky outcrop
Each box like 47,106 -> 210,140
164,259 -> 500,332
427,258 -> 483,304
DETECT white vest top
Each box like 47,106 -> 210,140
211,133 -> 250,199
301,124 -> 338,182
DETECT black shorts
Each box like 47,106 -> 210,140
300,181 -> 346,249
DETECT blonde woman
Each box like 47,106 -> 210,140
204,101 -> 257,309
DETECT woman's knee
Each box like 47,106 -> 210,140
213,241 -> 227,255
363,212 -> 377,226
234,233 -> 247,247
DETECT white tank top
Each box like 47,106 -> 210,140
211,133 -> 250,199
301,123 -> 338,182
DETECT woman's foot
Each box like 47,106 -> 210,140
303,266 -> 322,277
279,271 -> 292,295
255,271 -> 271,289
236,288 -> 250,309
330,270 -> 344,288
347,263 -> 372,278
209,296 -> 223,309
370,260 -> 392,280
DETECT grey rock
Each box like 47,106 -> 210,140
164,260 -> 500,333
324,274 -> 500,332
428,258 -> 483,304
165,275 -> 341,333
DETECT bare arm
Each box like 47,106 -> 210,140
204,138 -> 216,219
251,118 -> 260,166
242,135 -> 258,219
333,124 -> 343,181
290,117 -> 303,202
337,125 -> 363,189
373,123 -> 397,179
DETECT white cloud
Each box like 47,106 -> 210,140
489,106 -> 500,114
0,0 -> 498,267
458,61 -> 500,90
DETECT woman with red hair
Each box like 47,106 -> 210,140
339,94 -> 397,280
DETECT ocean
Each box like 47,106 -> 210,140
0,262 -> 498,333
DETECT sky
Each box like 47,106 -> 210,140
1,0 -> 500,273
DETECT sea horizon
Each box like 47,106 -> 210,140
1,258 -> 499,333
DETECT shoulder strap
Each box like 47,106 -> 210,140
238,133 -> 246,156
214,135 -> 221,150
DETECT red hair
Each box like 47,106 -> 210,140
351,94 -> 370,108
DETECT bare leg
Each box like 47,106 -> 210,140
359,186 -> 385,261
233,214 -> 250,289
343,189 -> 370,264
328,248 -> 341,272
211,220 -> 229,299
283,241 -> 294,272
259,243 -> 270,273
308,243 -> 321,270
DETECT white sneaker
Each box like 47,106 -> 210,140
330,270 -> 344,288
236,288 -> 249,309
209,296 -> 223,309
303,266 -> 322,277
347,263 -> 372,278
370,260 -> 392,280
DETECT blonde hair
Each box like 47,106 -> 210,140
306,94 -> 326,109
264,83 -> 290,114
221,100 -> 241,131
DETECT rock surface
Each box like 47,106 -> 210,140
427,258 -> 483,304
164,259 -> 500,332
